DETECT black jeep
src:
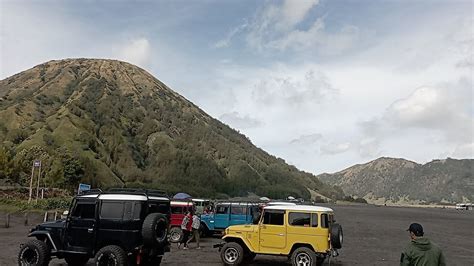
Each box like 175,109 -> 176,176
18,188 -> 171,266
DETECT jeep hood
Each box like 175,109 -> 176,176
227,224 -> 257,233
35,220 -> 66,231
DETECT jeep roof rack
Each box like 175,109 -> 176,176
79,188 -> 103,195
215,200 -> 262,204
107,188 -> 169,198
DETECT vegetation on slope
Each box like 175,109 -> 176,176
0,59 -> 342,200
319,157 -> 473,203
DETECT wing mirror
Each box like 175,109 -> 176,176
61,210 -> 69,220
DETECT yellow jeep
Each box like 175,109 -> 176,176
217,205 -> 343,266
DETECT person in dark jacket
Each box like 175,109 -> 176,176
400,223 -> 446,266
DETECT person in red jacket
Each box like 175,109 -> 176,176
178,211 -> 193,249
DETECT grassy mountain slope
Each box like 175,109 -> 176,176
318,157 -> 473,203
0,59 -> 342,199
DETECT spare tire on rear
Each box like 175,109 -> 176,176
142,213 -> 168,247
330,223 -> 343,249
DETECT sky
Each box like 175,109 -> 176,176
0,0 -> 473,174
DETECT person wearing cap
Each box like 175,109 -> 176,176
400,223 -> 446,266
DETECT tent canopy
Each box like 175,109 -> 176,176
173,192 -> 192,199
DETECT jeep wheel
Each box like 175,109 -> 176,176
94,245 -> 127,266
168,227 -> 183,243
220,242 -> 244,265
330,223 -> 343,249
64,254 -> 89,266
142,213 -> 168,246
18,239 -> 50,266
291,247 -> 317,266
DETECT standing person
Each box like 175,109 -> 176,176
178,211 -> 193,249
186,212 -> 201,249
400,223 -> 446,266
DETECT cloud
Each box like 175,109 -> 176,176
290,133 -> 323,145
359,78 -> 473,156
266,19 -> 360,54
214,22 -> 249,48
453,143 -> 474,158
117,38 -> 151,67
385,79 -> 472,140
357,138 -> 382,158
250,68 -> 337,110
278,0 -> 319,30
320,142 -> 351,155
456,57 -> 473,68
219,112 -> 262,129
215,0 -> 359,54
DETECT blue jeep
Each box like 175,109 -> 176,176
200,202 -> 260,236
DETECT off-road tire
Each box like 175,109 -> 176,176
168,227 -> 183,243
290,247 -> 317,266
220,242 -> 244,265
64,254 -> 90,266
18,239 -> 50,266
94,245 -> 127,266
330,223 -> 343,249
142,213 -> 168,246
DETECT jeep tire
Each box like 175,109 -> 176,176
18,239 -> 50,266
94,245 -> 127,266
64,254 -> 89,266
168,227 -> 183,243
142,213 -> 168,246
220,242 -> 244,265
291,247 -> 317,266
330,223 -> 343,249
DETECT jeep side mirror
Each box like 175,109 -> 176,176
61,210 -> 69,219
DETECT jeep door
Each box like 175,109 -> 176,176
66,198 -> 97,252
170,206 -> 185,227
229,204 -> 247,226
259,210 -> 287,252
98,200 -> 143,251
286,212 -> 322,251
214,204 -> 230,229
318,213 -> 331,251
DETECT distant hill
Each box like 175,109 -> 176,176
0,59 -> 342,199
318,157 -> 474,204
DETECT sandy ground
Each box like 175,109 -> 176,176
1,204 -> 473,266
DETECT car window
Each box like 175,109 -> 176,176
72,202 -> 96,219
289,212 -> 310,227
231,206 -> 246,215
100,202 -> 124,219
321,213 -> 329,228
263,211 -> 284,225
216,205 -> 229,214
133,202 -> 142,220
311,213 -> 318,227
249,206 -> 258,217
149,202 -> 169,214
123,202 -> 133,220
171,206 -> 184,214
